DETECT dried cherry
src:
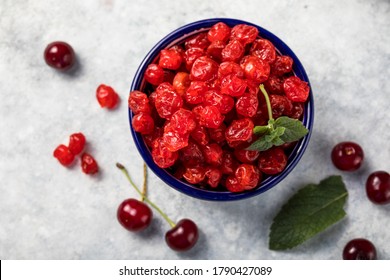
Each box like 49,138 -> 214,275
132,113 -> 155,135
220,151 -> 239,175
236,92 -> 258,117
240,55 -> 270,83
230,24 -> 258,45
185,81 -> 208,104
190,56 -> 219,82
96,84 -> 119,109
205,167 -> 223,188
68,132 -> 86,155
220,74 -> 247,97
283,76 -> 310,102
218,61 -> 244,78
202,143 -> 223,166
151,137 -> 178,168
221,40 -> 244,62
207,22 -> 231,42
235,164 -> 261,190
155,88 -> 183,119
271,55 -> 293,76
159,49 -> 183,70
192,105 -> 224,128
128,90 -> 151,114
145,63 -> 165,85
81,153 -> 99,175
184,33 -> 210,50
258,148 -> 287,175
183,166 -> 206,184
172,72 -> 190,95
53,144 -> 75,166
184,48 -> 205,70
250,39 -> 276,64
203,90 -> 234,114
225,118 -> 254,147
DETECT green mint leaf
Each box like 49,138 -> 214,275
269,175 -> 348,250
247,127 -> 287,151
253,125 -> 270,135
271,136 -> 285,146
274,116 -> 309,143
246,136 -> 273,151
274,126 -> 285,137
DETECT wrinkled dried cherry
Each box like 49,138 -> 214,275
220,74 -> 247,97
128,90 -> 151,114
203,90 -> 234,114
144,63 -> 165,85
250,39 -> 276,64
230,24 -> 258,45
192,105 -> 224,128
225,118 -> 254,147
53,144 -> 75,166
159,49 -> 183,70
234,149 -> 260,163
208,22 -> 231,42
236,92 -> 258,117
185,33 -> 210,50
68,132 -> 86,155
240,55 -> 270,83
190,56 -> 219,82
221,40 -> 244,62
183,166 -> 206,184
155,88 -> 183,119
132,113 -> 155,135
151,137 -> 178,168
202,143 -> 223,166
185,81 -> 208,104
96,84 -> 119,109
205,167 -> 223,188
179,141 -> 204,167
271,55 -> 293,76
235,164 -> 261,190
258,148 -> 287,175
218,61 -> 244,78
172,72 -> 190,95
81,153 -> 99,174
283,76 -> 310,102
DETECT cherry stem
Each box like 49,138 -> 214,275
141,163 -> 147,202
259,84 -> 273,121
116,163 -> 176,228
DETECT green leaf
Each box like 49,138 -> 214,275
253,125 -> 270,135
246,136 -> 273,151
247,127 -> 286,151
269,176 -> 348,251
274,126 -> 285,137
274,116 -> 309,143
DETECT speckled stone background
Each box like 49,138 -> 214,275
0,0 -> 389,260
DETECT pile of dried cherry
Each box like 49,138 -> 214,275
128,22 -> 310,193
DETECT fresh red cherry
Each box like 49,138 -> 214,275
366,171 -> 390,205
81,153 -> 99,174
53,144 -> 74,166
68,132 -> 86,155
165,219 -> 199,251
96,84 -> 119,109
117,198 -> 153,232
331,142 -> 364,171
44,41 -> 75,71
343,238 -> 377,260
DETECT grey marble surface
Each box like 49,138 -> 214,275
0,0 -> 389,260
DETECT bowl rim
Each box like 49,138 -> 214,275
129,18 -> 314,201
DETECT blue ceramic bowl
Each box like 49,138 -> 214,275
129,18 -> 314,201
